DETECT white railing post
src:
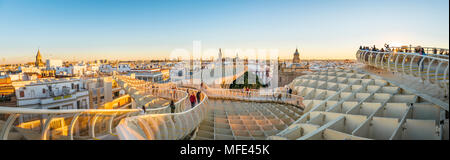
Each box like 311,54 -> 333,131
418,56 -> 425,81
41,114 -> 56,140
401,54 -> 408,74
69,112 -> 82,140
375,52 -> 382,68
426,59 -> 436,82
89,114 -> 100,139
0,114 -> 20,140
108,113 -> 118,135
357,48 -> 449,98
394,54 -> 400,73
410,55 -> 417,76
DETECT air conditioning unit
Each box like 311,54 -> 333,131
62,86 -> 70,95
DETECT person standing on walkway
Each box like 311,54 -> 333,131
288,87 -> 293,98
246,87 -> 250,97
141,105 -> 146,115
277,93 -> 282,101
170,100 -> 176,113
189,92 -> 196,108
151,85 -> 155,95
417,47 -> 426,71
172,88 -> 177,99
170,100 -> 176,122
286,87 -> 290,99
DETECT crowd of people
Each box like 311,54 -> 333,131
360,45 -> 387,52
360,44 -> 435,71
359,44 -> 449,56
269,87 -> 294,101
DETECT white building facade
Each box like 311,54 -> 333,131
46,59 -> 63,69
13,78 -> 89,110
12,78 -> 90,123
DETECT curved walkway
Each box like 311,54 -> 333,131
356,49 -> 449,98
112,72 -> 308,140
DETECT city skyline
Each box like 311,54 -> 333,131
1,0 -> 449,64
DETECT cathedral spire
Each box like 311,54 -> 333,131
35,48 -> 44,67
218,48 -> 223,61
37,49 -> 41,57
293,47 -> 300,64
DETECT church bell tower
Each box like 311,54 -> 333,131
293,48 -> 300,64
35,49 -> 44,67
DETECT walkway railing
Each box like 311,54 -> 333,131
180,83 -> 305,109
114,76 -> 189,114
0,107 -> 140,140
205,88 -> 305,109
114,77 -> 305,140
2,73 -> 304,140
143,88 -> 190,114
0,75 -> 189,140
387,47 -> 449,59
115,91 -> 208,140
115,75 -> 176,89
356,49 -> 449,97
113,75 -> 210,140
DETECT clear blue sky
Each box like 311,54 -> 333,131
0,0 -> 448,64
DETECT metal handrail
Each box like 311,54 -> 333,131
114,76 -> 189,114
179,82 -> 305,109
112,75 -> 210,140
0,75 -> 188,140
115,91 -> 208,140
205,88 -> 305,109
0,108 -> 138,114
356,49 -> 449,97
0,107 -> 140,140
360,47 -> 449,59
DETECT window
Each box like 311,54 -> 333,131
43,88 -> 46,94
20,91 -> 24,97
82,99 -> 87,109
